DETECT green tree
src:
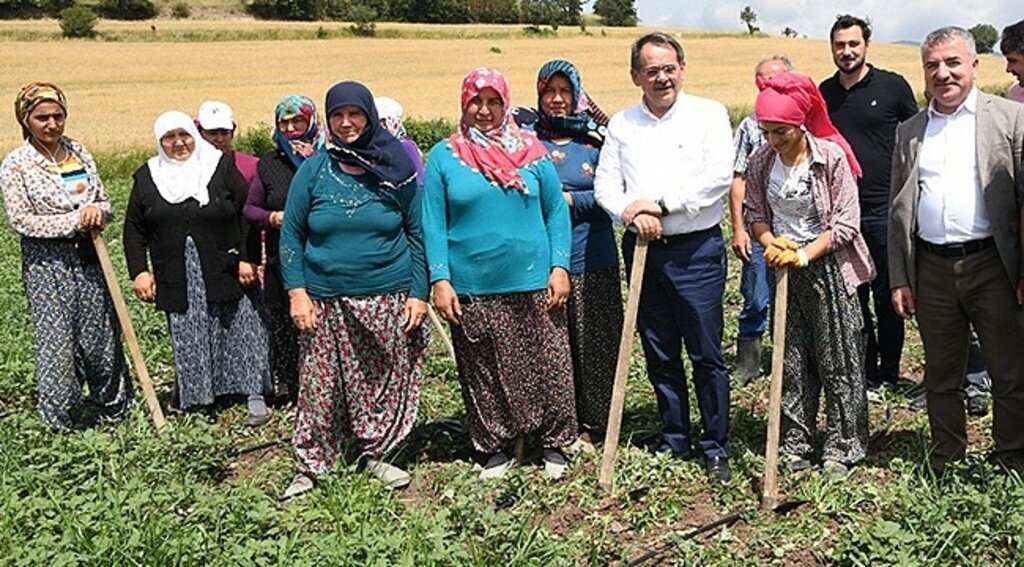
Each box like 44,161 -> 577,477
740,5 -> 759,34
969,23 -> 998,54
593,0 -> 636,27
523,0 -> 581,27
782,26 -> 798,38
59,5 -> 97,37
97,0 -> 158,19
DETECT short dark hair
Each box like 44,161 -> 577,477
1001,19 -> 1024,56
830,14 -> 872,43
630,32 -> 685,71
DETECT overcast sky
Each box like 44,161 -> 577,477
636,1 -> 1020,44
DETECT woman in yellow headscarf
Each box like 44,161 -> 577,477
0,82 -> 131,431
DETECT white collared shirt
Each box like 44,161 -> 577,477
594,92 -> 733,236
916,88 -> 991,244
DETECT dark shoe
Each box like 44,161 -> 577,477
909,391 -> 928,412
705,456 -> 731,481
967,395 -> 991,417
735,338 -> 762,386
655,444 -> 692,461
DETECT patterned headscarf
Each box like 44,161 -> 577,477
273,94 -> 325,169
534,59 -> 609,144
324,81 -> 417,189
755,72 -> 863,178
449,67 -> 548,193
375,96 -> 408,140
15,82 -> 67,140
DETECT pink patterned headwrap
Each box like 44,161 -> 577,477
449,67 -> 548,192
755,72 -> 862,178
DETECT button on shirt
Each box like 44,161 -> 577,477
917,88 -> 991,244
594,93 -> 733,236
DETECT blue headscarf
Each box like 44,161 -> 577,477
324,81 -> 416,189
532,59 -> 609,145
272,94 -> 325,169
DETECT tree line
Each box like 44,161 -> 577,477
248,0 -> 637,28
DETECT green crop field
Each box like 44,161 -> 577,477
2,22 -> 1024,565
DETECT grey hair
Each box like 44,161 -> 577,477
630,32 -> 685,71
921,26 -> 977,58
754,54 -> 795,75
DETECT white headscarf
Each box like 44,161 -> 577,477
147,111 -> 221,206
374,96 -> 406,139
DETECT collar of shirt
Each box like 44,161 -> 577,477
638,93 -> 683,123
927,86 -> 978,120
830,63 -> 876,92
806,134 -> 829,168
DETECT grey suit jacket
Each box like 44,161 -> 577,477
888,91 -> 1024,293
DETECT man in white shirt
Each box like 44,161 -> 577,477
594,32 -> 734,481
888,27 -> 1024,475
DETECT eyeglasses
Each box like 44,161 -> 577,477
641,64 -> 680,79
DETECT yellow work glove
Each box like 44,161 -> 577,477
768,248 -> 809,269
769,236 -> 799,251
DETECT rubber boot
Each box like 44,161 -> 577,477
735,337 -> 762,386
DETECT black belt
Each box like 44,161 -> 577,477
916,237 -> 995,258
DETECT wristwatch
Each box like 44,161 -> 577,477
656,198 -> 669,216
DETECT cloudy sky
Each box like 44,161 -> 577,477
636,0 -> 1019,44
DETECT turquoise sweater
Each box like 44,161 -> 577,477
279,153 -> 427,300
422,141 -> 571,296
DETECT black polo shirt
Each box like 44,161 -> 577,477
820,65 -> 919,205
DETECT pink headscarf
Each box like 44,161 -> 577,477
449,67 -> 548,192
755,72 -> 863,178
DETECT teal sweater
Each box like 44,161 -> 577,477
279,153 -> 427,300
422,141 -> 571,296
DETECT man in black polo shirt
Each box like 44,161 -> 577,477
820,14 -> 918,395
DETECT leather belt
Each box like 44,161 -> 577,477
916,237 -> 995,258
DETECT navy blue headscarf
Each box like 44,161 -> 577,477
324,81 -> 417,189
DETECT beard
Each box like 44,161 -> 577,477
836,55 -> 865,76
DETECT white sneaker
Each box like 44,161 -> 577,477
365,459 -> 411,489
822,460 -> 850,478
479,451 -> 514,480
280,473 -> 315,501
542,448 -> 568,481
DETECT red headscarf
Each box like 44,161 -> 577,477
755,72 -> 863,178
449,67 -> 548,192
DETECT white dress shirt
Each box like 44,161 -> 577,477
917,88 -> 991,244
594,92 -> 734,236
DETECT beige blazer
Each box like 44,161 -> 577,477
888,91 -> 1024,293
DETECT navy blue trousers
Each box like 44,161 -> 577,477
623,228 -> 730,459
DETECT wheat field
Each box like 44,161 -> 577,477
0,21 -> 1015,153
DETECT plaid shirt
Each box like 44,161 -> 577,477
732,115 -> 764,175
744,135 -> 876,294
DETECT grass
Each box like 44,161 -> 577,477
1,23 -> 1016,153
2,143 -> 1023,564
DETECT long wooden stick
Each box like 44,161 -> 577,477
91,230 -> 167,430
599,238 -> 649,493
761,267 -> 788,509
427,305 -> 457,360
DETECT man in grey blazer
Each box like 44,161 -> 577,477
889,26 -> 1024,475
